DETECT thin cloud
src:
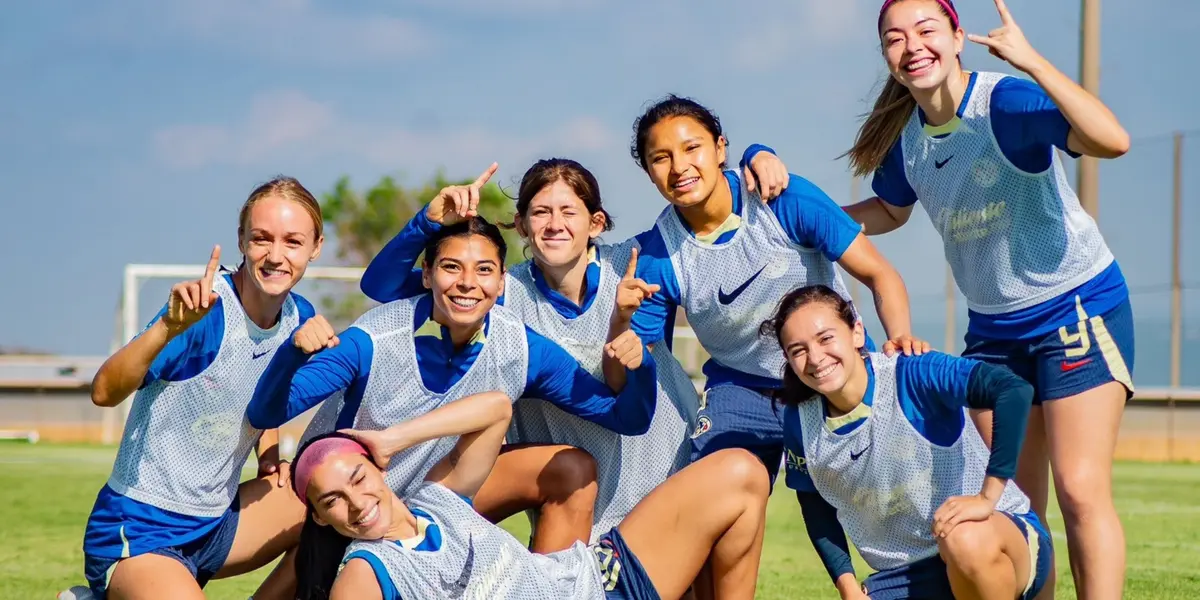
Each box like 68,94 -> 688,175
152,89 -> 616,172
76,0 -> 433,65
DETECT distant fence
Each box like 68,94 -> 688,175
2,335 -> 1197,462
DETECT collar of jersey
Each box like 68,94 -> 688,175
413,293 -> 489,348
822,356 -> 875,434
393,507 -> 441,551
674,171 -> 744,246
918,70 -> 978,138
529,245 -> 602,317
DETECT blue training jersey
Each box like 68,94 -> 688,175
869,71 -> 1128,340
85,273 -> 315,558
631,170 -> 866,390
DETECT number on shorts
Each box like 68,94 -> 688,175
1057,320 -> 1091,358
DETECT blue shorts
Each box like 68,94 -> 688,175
688,384 -> 785,488
83,502 -> 240,598
862,511 -> 1053,600
964,297 -> 1135,405
592,527 -> 659,600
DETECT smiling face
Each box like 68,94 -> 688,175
778,300 -> 866,397
238,194 -> 323,298
879,0 -> 964,95
307,452 -> 393,540
516,180 -> 605,269
422,233 -> 505,330
642,116 -> 728,210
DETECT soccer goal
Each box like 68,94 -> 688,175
105,262 -> 368,444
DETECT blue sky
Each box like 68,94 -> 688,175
3,0 -> 1198,382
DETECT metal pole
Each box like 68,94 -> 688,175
849,176 -> 862,309
1169,132 -> 1183,460
1077,0 -> 1102,219
944,263 -> 956,352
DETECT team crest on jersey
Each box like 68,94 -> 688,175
691,415 -> 712,439
762,255 -> 789,280
190,411 -> 243,449
971,158 -> 1000,188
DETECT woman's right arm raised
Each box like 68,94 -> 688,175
360,163 -> 499,303
91,246 -> 222,408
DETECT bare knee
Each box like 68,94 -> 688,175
937,520 -> 1003,575
540,447 -> 598,507
707,449 -> 770,501
1054,467 -> 1114,526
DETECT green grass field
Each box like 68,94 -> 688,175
2,443 -> 1197,599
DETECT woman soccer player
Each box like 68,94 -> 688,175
356,156 -> 781,543
290,390 -> 769,600
77,177 -> 327,600
625,95 -> 927,490
801,1 -> 1133,596
764,284 -> 1053,600
246,195 -> 660,553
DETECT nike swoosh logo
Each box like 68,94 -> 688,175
717,265 -> 767,305
251,350 -> 269,359
1060,358 -> 1092,372
850,445 -> 870,461
439,533 -> 474,596
935,156 -> 953,169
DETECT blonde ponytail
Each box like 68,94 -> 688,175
842,77 -> 917,178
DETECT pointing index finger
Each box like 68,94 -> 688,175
473,162 -> 499,188
202,245 -> 221,292
624,247 -> 639,280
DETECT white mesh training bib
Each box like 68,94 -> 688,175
899,71 -> 1113,314
503,239 -> 699,540
345,483 -> 606,600
797,353 -> 1031,571
654,172 -> 857,380
108,274 -> 301,517
301,296 -> 529,496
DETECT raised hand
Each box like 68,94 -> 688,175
882,333 -> 932,357
339,428 -> 402,469
162,245 -> 222,336
613,248 -> 661,324
744,150 -> 789,201
293,315 -> 339,354
967,0 -> 1044,74
605,329 -> 647,371
425,162 -> 499,226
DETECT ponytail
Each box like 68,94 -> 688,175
842,76 -> 917,178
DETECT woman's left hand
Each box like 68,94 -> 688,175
744,150 -> 790,201
967,0 -> 1046,75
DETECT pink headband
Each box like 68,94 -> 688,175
292,437 -> 370,504
878,0 -> 960,31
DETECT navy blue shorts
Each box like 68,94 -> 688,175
964,297 -> 1136,404
688,384 -> 785,488
83,502 -> 240,598
861,511 -> 1054,600
592,527 -> 659,600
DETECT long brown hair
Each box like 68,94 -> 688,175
842,0 -> 961,177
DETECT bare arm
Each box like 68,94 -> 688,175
842,197 -> 914,236
91,319 -> 177,407
344,391 -> 513,499
330,558 -> 384,600
837,234 -> 926,354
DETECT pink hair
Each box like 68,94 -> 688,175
292,436 -> 370,504
878,0 -> 960,31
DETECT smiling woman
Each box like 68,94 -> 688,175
75,176 -> 328,600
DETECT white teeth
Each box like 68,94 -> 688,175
261,268 -> 286,276
906,58 -> 933,72
812,363 -> 837,379
355,504 -> 378,526
451,297 -> 480,308
674,177 -> 698,189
